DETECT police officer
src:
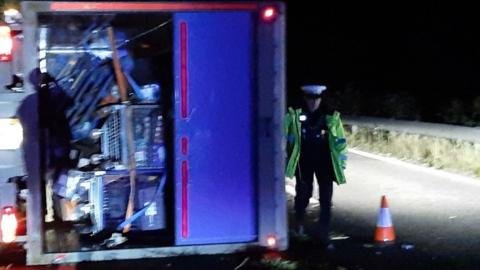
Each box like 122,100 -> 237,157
285,84 -> 347,247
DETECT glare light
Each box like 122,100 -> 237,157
266,235 -> 277,248
1,206 -> 17,243
0,26 -> 10,35
3,8 -> 22,24
0,55 -> 11,61
264,8 -> 274,18
0,26 -> 13,61
261,6 -> 278,22
0,119 -> 23,150
3,9 -> 19,17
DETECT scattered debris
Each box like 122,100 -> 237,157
401,244 -> 415,251
52,254 -> 66,264
234,257 -> 250,270
260,258 -> 298,270
331,234 -> 350,241
102,233 -> 128,248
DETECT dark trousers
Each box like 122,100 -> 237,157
294,153 -> 333,241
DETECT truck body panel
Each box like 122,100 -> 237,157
1,1 -> 287,265
173,12 -> 256,245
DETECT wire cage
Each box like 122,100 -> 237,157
101,104 -> 165,171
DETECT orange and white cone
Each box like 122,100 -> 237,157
374,195 -> 396,244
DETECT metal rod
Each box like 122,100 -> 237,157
107,26 -> 136,233
107,27 -> 128,102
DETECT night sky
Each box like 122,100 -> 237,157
3,1 -> 479,123
286,2 -> 480,123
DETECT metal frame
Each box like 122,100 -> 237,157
0,50 -> 27,182
21,1 -> 286,265
256,2 -> 287,250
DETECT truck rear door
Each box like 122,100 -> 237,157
174,11 -> 256,245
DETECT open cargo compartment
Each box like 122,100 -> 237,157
21,1 -> 286,265
35,11 -> 175,254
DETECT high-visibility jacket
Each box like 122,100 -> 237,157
285,107 -> 347,185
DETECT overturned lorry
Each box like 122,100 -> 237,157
0,1 -> 287,265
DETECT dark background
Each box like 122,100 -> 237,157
286,2 -> 480,125
2,1 -> 480,125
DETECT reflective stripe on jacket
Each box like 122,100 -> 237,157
285,108 -> 347,185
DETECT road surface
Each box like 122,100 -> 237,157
3,149 -> 480,269
287,149 -> 480,268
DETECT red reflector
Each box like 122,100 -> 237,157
181,137 -> 188,156
261,6 -> 278,22
1,206 -> 17,243
181,160 -> 189,239
180,22 -> 188,119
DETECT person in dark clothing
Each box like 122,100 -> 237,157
285,84 -> 348,248
296,85 -> 333,242
16,70 -> 41,188
17,68 -> 74,221
26,68 -> 73,180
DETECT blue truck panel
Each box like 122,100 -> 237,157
174,12 -> 256,245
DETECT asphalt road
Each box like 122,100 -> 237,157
3,150 -> 480,269
292,150 -> 480,269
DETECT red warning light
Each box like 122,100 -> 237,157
266,234 -> 277,248
261,6 -> 278,22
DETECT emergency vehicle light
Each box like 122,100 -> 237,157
1,206 -> 17,243
0,25 -> 13,62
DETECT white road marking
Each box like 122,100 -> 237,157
348,148 -> 480,185
285,148 -> 479,206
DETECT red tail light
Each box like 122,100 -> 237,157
1,206 -> 17,243
266,234 -> 277,249
0,25 -> 13,62
260,6 -> 278,23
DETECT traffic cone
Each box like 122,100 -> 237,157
374,195 -> 396,244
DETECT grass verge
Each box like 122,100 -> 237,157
345,125 -> 480,178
